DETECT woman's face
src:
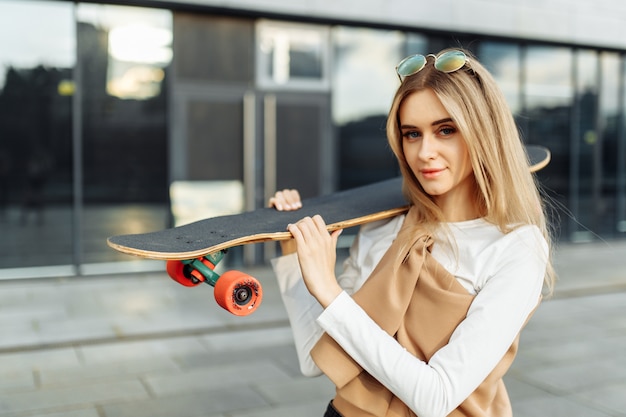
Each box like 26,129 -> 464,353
400,89 -> 476,220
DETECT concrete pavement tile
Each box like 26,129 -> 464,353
36,317 -> 118,345
38,357 -> 180,387
96,283 -> 179,311
41,408 -> 101,417
201,327 -> 294,352
173,343 -> 302,378
100,387 -> 267,417
252,375 -> 335,405
0,407 -> 101,417
0,322 -> 42,351
228,399 -> 330,417
199,302 -> 289,329
520,355 -> 626,393
0,380 -> 148,414
519,296 -> 623,348
111,311 -> 225,337
515,334 -> 626,369
0,302 -> 67,323
0,348 -> 80,373
512,395 -> 613,417
0,370 -> 35,392
144,360 -> 291,396
573,381 -> 626,416
77,336 -> 209,364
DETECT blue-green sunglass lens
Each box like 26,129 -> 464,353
397,54 -> 426,77
434,51 -> 467,73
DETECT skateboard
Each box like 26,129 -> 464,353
108,145 -> 550,316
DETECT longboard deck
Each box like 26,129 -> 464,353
108,177 -> 408,260
108,145 -> 550,261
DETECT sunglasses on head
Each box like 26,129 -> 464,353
395,50 -> 469,81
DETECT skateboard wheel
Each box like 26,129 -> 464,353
166,260 -> 202,287
214,270 -> 263,316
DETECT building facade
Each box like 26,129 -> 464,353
1,0 -> 625,278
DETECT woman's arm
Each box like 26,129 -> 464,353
271,216 -> 402,376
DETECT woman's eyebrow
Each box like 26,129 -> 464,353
400,118 -> 454,130
432,118 -> 454,126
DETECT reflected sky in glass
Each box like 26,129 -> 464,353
525,46 -> 573,108
78,4 -> 172,100
0,1 -> 74,88
332,27 -> 403,125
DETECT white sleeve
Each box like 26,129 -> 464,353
316,226 -> 547,417
271,253 -> 325,376
271,247 -> 365,376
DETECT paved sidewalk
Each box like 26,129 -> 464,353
0,240 -> 625,416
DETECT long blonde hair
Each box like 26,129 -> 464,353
387,48 -> 555,294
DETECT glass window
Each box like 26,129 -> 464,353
598,52 -> 621,236
522,45 -> 573,239
175,14 -> 254,83
76,4 -> 172,266
570,50 -> 621,240
331,27 -> 404,189
0,0 -> 75,272
524,46 -> 574,110
570,49 -> 599,241
256,20 -> 330,90
405,34 -> 428,57
619,55 -> 626,234
478,42 -> 521,113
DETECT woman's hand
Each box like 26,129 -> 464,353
268,189 -> 302,211
268,189 -> 302,254
287,215 -> 343,308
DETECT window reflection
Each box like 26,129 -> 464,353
570,49 -> 598,241
256,21 -> 330,89
479,42 -> 521,113
332,27 -> 402,125
0,1 -> 75,90
77,4 -> 172,264
525,46 -> 573,108
620,56 -> 626,234
598,53 -> 621,235
522,46 -> 573,239
0,0 -> 74,270
405,34 -> 428,57
332,27 -> 404,189
77,5 -> 172,100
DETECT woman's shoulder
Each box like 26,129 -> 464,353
443,219 -> 548,264
450,218 -> 544,244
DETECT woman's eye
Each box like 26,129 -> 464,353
402,131 -> 421,140
440,126 -> 456,136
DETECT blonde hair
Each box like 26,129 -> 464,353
387,48 -> 556,294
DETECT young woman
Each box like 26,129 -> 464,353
269,48 -> 555,417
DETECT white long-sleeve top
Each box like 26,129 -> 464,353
271,215 -> 548,417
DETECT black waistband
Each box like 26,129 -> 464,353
323,401 -> 343,417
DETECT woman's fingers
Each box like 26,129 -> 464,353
286,215 -> 343,307
288,216 -> 327,243
268,189 -> 302,211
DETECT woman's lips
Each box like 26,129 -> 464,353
420,168 -> 445,179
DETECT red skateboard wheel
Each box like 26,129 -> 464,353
213,270 -> 263,316
166,259 -> 203,287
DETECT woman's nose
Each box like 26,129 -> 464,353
418,134 -> 437,161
